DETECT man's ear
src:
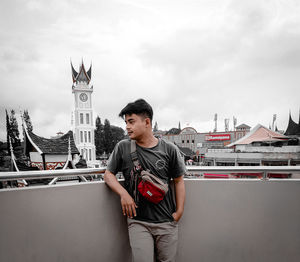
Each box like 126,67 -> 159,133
145,118 -> 151,127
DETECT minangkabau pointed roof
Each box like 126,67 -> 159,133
284,111 -> 300,136
71,62 -> 78,82
71,60 -> 92,84
24,128 -> 79,155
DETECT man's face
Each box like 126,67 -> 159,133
125,114 -> 149,140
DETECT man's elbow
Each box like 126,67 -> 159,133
104,170 -> 117,183
174,175 -> 185,184
104,170 -> 112,183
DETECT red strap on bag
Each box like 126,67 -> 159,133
130,140 -> 168,204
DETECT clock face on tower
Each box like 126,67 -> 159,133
79,93 -> 88,102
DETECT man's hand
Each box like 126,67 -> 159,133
172,210 -> 183,222
120,191 -> 138,218
104,170 -> 138,218
172,175 -> 185,222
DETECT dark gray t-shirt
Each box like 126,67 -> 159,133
107,138 -> 186,223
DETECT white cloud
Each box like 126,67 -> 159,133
0,0 -> 299,141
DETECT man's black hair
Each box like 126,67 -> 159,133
119,99 -> 153,122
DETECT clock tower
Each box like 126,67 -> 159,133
71,61 -> 96,166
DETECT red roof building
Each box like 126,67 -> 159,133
227,124 -> 289,147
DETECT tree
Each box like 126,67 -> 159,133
8,110 -> 20,148
6,110 -> 10,153
103,119 -> 114,154
111,125 -> 125,148
95,116 -> 105,156
95,116 -> 125,156
166,127 -> 181,135
6,109 -> 22,158
23,110 -> 33,132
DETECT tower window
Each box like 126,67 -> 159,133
86,114 -> 90,125
86,113 -> 90,125
84,131 -> 87,142
80,113 -> 84,124
89,149 -> 92,161
88,131 -> 91,143
80,131 -> 83,143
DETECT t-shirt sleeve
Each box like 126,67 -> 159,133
106,142 -> 123,175
169,144 -> 187,178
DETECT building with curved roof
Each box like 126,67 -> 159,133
23,124 -> 79,170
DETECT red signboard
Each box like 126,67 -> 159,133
205,134 -> 231,141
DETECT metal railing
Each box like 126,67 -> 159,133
0,166 -> 299,185
0,167 -> 105,181
185,166 -> 300,180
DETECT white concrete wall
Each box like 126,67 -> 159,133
29,152 -> 42,162
45,154 -> 68,162
0,180 -> 299,262
238,145 -> 300,153
205,152 -> 263,159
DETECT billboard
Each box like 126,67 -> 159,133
205,134 -> 231,141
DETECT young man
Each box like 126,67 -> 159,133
104,99 -> 186,262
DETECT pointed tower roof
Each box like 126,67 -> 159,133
71,60 -> 92,84
284,112 -> 300,136
62,138 -> 76,169
87,64 -> 92,79
71,61 -> 78,82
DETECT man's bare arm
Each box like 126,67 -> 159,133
104,170 -> 137,218
172,175 -> 185,222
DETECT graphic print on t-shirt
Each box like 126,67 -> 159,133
155,159 -> 166,170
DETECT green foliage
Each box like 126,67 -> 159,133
6,110 -> 10,153
23,110 -> 33,132
111,125 -> 125,148
5,109 -> 23,158
95,116 -> 125,157
95,116 -> 105,155
104,119 -> 114,154
166,127 -> 181,135
0,141 -> 6,167
7,110 -> 21,148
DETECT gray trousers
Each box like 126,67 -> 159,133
127,218 -> 178,262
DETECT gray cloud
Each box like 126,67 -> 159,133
0,0 -> 299,140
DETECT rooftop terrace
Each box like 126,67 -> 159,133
0,166 -> 300,262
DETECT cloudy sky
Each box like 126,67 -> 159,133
1,0 -> 300,141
